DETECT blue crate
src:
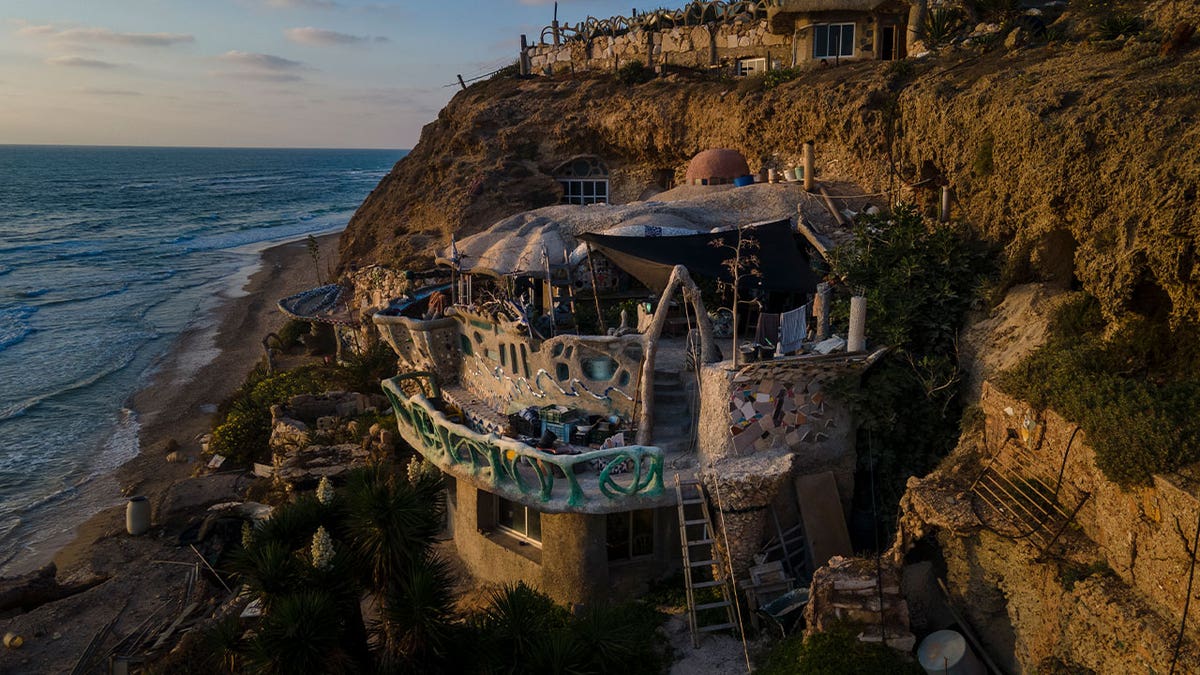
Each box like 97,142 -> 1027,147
540,420 -> 575,443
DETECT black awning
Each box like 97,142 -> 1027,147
579,218 -> 818,294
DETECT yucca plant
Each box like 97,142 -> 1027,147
229,539 -> 304,606
244,590 -> 354,675
200,615 -> 246,673
376,553 -> 460,670
472,582 -> 572,669
921,8 -> 964,49
571,602 -> 667,674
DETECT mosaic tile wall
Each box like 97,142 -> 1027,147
727,373 -> 837,455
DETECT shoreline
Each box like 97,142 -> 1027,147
2,232 -> 341,578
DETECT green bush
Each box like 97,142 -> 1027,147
829,204 -> 993,528
209,365 -> 341,465
758,628 -> 925,675
277,319 -> 310,349
761,67 -> 803,90
998,295 -> 1200,485
1097,12 -> 1145,41
921,8 -> 964,49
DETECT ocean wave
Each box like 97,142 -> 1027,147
0,348 -> 135,422
0,307 -> 36,352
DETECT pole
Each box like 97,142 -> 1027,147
585,243 -> 607,334
803,140 -> 815,191
457,74 -> 467,90
940,185 -> 952,222
847,296 -> 867,352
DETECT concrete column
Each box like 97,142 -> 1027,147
847,295 -> 867,352
540,511 -> 609,606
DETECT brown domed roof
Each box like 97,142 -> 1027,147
685,148 -> 750,183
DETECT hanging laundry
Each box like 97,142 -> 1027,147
779,305 -> 807,355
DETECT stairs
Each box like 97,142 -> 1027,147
543,252 -> 577,334
675,476 -> 740,648
651,369 -> 693,453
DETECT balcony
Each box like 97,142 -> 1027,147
382,373 -> 686,514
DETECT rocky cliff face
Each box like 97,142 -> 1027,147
340,6 -> 1199,322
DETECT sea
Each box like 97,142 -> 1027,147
0,145 -> 406,573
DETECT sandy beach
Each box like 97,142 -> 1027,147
0,232 -> 340,673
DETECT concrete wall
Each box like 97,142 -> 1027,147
451,480 -> 679,606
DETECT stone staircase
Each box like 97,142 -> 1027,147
651,369 -> 695,453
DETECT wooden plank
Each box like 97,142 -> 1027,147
794,471 -> 852,570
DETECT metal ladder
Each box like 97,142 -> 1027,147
675,476 -> 738,647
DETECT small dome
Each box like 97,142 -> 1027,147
685,149 -> 750,185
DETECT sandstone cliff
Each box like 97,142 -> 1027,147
340,6 -> 1199,322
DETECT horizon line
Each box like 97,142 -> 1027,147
0,142 -> 410,152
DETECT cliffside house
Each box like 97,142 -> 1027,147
766,0 -> 913,62
358,172 -> 892,616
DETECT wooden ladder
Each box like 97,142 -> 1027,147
543,246 -> 577,334
675,476 -> 739,648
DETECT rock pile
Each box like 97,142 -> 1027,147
264,391 -> 397,489
803,555 -> 915,652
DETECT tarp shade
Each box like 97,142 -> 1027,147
579,219 -> 818,294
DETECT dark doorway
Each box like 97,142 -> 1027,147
880,24 -> 897,60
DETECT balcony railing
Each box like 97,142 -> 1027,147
382,373 -> 665,511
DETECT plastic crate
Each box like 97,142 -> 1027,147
539,405 -> 579,424
540,420 -> 575,443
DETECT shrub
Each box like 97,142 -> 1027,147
829,204 -> 993,530
616,60 -> 654,85
761,67 -> 803,90
758,628 -> 925,674
209,365 -> 340,464
922,8 -> 964,49
1097,12 -> 1145,41
998,295 -> 1200,486
277,318 -> 310,349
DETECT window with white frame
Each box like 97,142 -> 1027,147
607,509 -> 655,562
496,496 -> 542,546
737,57 -> 767,76
813,23 -> 855,59
555,155 -> 610,205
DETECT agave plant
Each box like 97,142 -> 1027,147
921,8 -> 964,49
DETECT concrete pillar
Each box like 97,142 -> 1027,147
541,511 -> 609,606
814,282 -> 832,340
847,295 -> 867,352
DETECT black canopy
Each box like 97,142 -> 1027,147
579,219 -> 818,294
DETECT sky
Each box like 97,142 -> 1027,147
0,0 -> 638,148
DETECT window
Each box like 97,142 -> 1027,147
813,23 -> 854,59
560,179 -> 609,205
607,509 -> 655,562
737,57 -> 767,76
555,155 -> 610,205
497,496 -> 542,546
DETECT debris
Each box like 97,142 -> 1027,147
206,454 -> 226,470
4,632 -> 23,649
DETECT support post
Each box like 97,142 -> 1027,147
847,296 -> 867,352
456,74 -> 466,90
637,266 -> 717,446
803,140 -> 815,191
552,2 -> 561,45
814,282 -> 831,340
585,243 -> 607,334
520,34 -> 531,76
940,185 -> 952,222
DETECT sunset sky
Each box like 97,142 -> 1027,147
0,0 -> 634,148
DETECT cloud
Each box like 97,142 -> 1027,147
78,88 -> 142,96
19,24 -> 193,47
265,0 -> 342,9
218,50 -> 305,71
285,27 -> 380,46
47,56 -> 119,68
214,71 -> 306,83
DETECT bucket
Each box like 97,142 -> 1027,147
733,175 -> 754,187
917,630 -> 985,675
126,496 -> 150,536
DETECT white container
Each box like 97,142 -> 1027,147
126,496 -> 150,536
917,630 -> 985,675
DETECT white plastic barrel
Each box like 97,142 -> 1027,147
917,630 -> 985,675
126,496 -> 150,536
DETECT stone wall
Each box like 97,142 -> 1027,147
529,20 -> 794,75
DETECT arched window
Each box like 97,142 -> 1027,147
554,155 -> 609,205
